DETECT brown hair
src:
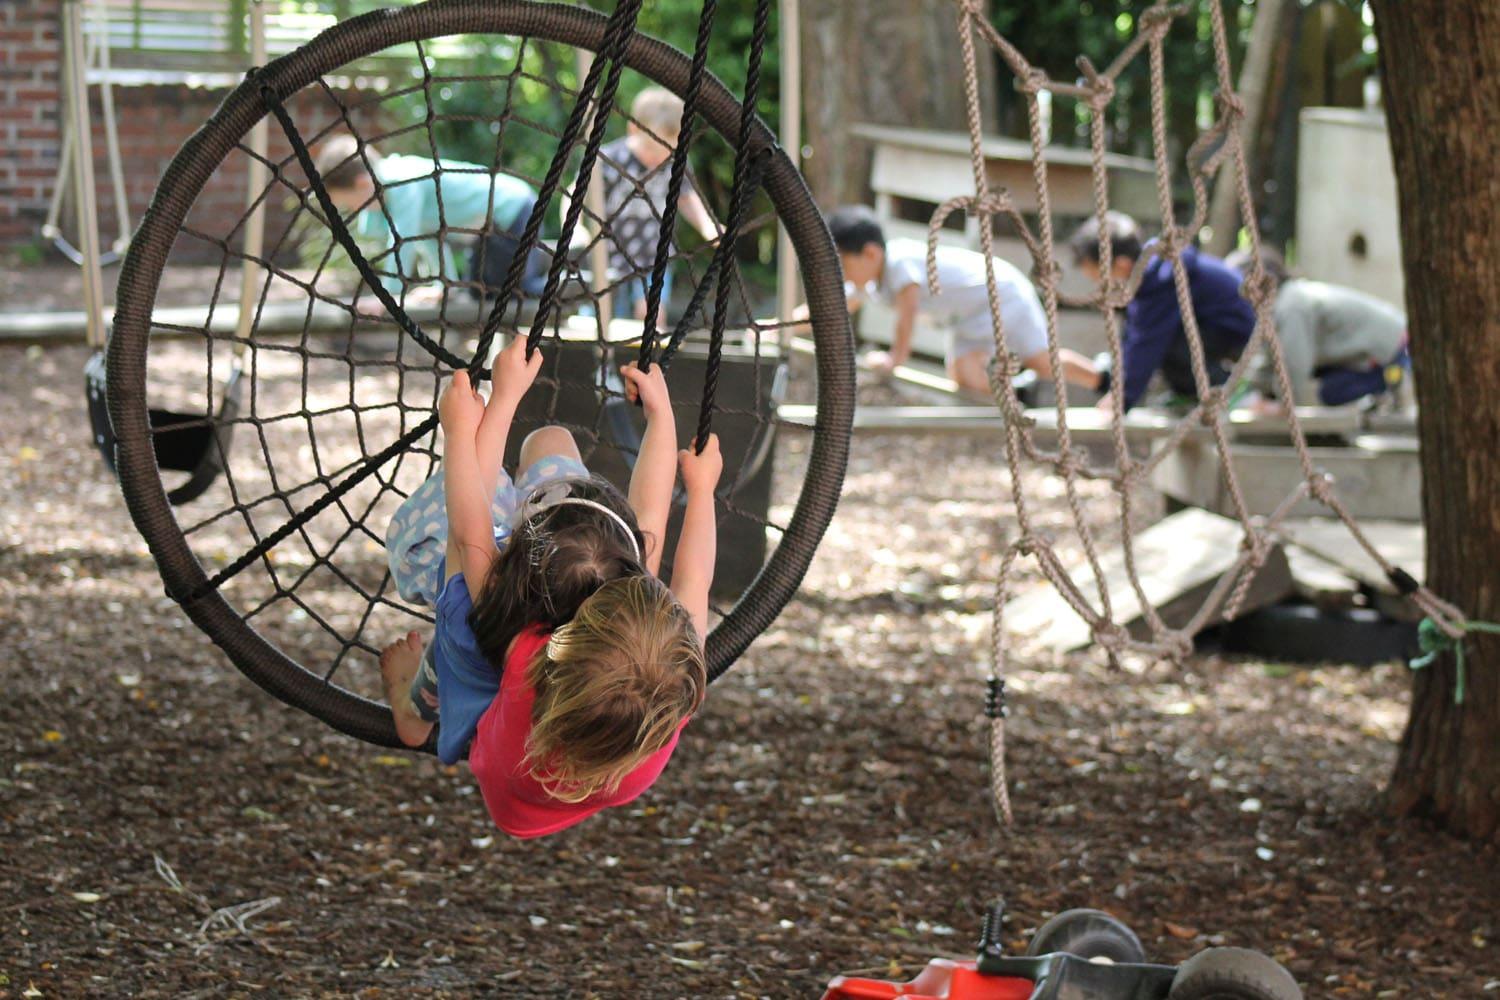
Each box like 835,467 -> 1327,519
313,134 -> 380,193
523,574 -> 706,802
467,476 -> 646,667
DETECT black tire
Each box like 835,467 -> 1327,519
106,0 -> 854,748
1025,909 -> 1147,963
1215,603 -> 1418,666
1169,947 -> 1302,1000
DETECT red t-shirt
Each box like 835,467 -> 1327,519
469,627 -> 690,838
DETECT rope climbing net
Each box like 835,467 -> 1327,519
106,1 -> 854,749
943,0 -> 1466,824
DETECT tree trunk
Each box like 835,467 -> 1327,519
1370,0 -> 1500,843
797,0 -> 992,206
1205,0 -> 1292,256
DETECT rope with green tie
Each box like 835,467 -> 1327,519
1409,617 -> 1500,705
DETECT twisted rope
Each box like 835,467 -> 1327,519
945,0 -> 1465,828
694,0 -> 773,454
514,0 -> 646,364
637,0 -> 720,364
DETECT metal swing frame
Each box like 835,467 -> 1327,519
44,0 -> 131,267
80,0 -> 268,505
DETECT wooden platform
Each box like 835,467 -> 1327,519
1152,433 -> 1422,522
777,401 -> 1390,443
1002,508 -> 1294,653
1278,517 -> 1426,621
0,296 -> 547,344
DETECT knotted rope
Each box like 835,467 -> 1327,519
946,0 -> 1470,826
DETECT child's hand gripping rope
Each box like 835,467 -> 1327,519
490,336 -> 545,411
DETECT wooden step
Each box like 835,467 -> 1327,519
1002,507 -> 1294,653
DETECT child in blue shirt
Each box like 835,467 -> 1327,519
1069,212 -> 1257,411
313,135 -> 547,306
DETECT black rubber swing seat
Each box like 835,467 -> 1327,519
86,349 -> 242,506
105,0 -> 855,749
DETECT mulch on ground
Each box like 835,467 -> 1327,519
1,341 -> 1496,999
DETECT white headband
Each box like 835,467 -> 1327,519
521,483 -> 642,565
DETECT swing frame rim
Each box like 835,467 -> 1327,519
106,0 -> 855,749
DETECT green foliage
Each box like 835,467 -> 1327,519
990,0 -> 1254,159
13,242 -> 48,268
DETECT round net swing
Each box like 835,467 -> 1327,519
936,0 -> 1466,824
105,0 -> 854,750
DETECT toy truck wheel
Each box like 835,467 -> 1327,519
1024,909 -> 1147,963
1169,947 -> 1302,1000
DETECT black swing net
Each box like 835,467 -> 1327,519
106,0 -> 854,749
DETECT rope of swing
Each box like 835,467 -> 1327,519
188,0 -> 776,599
644,0 -> 774,454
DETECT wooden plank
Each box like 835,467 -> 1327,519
1002,507 -> 1294,653
1227,406 -> 1362,439
776,403 -> 1185,447
777,404 -> 996,432
1364,411 -> 1419,435
788,336 -> 962,398
854,124 -> 1160,222
1278,517 -> 1425,595
850,123 -> 1157,174
2,297 -> 538,344
1152,437 -> 1424,522
1285,545 -> 1363,608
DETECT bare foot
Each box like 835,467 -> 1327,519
380,631 -> 435,748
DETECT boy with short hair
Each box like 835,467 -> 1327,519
1068,211 -> 1256,411
597,87 -> 720,320
824,205 -> 1099,396
313,135 -> 546,305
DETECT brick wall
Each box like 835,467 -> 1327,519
1,2 -> 373,264
0,0 -> 62,247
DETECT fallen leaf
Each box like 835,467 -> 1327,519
378,951 -> 399,969
1165,922 -> 1200,939
372,755 -> 411,767
42,730 -> 62,743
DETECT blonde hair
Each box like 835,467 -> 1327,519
524,575 -> 706,802
630,87 -> 686,138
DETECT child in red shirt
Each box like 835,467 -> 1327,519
380,336 -> 720,836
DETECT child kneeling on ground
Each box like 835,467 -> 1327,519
381,336 -> 721,838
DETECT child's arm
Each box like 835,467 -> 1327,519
475,336 -> 544,496
620,362 -> 676,576
671,434 -> 723,642
866,282 -> 921,375
886,283 -> 921,365
439,371 -> 498,602
1118,283 -> 1178,411
679,189 -> 721,244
